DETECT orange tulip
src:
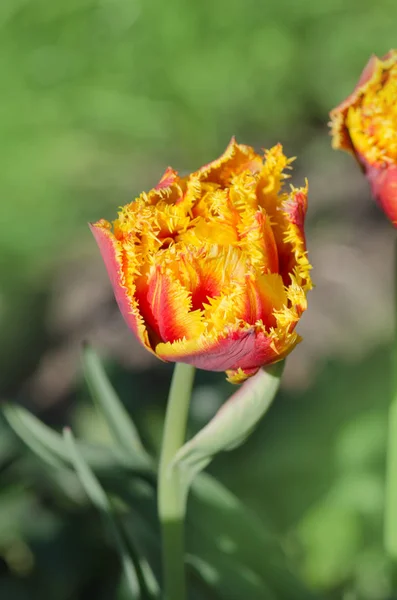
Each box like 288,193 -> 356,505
330,50 -> 397,225
90,139 -> 312,383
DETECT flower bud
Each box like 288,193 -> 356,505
330,50 -> 397,224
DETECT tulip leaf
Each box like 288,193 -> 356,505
111,470 -> 316,600
82,343 -> 148,461
3,403 -> 73,467
172,362 -> 284,492
3,403 -> 72,470
188,472 -> 318,600
2,403 -> 151,474
64,427 -> 158,599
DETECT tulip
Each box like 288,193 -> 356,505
330,50 -> 397,224
90,139 -> 312,383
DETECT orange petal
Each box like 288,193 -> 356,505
241,273 -> 287,328
136,264 -> 205,343
195,137 -> 263,185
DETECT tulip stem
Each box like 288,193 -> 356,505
385,238 -> 397,561
158,363 -> 195,600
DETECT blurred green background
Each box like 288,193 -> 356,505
1,0 -> 397,598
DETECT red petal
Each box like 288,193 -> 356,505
156,326 -> 297,374
155,167 -> 179,190
365,162 -> 397,226
89,221 -> 153,352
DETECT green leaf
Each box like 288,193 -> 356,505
3,403 -> 69,470
64,427 -> 158,599
2,403 -> 151,475
0,416 -> 19,468
172,363 -> 284,490
82,344 -> 149,462
188,473 -> 317,600
110,470 -> 316,600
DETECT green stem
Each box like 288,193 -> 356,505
385,238 -> 397,560
158,363 -> 195,600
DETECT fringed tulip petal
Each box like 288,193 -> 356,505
91,139 -> 312,382
330,49 -> 397,226
197,137 -> 263,185
89,221 -> 154,353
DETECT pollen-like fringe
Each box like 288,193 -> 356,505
203,290 -> 246,335
260,144 -> 294,199
282,185 -> 312,289
261,180 -> 312,356
346,63 -> 397,164
115,204 -> 161,291
251,147 -> 312,353
229,170 -> 259,210
226,366 -> 261,384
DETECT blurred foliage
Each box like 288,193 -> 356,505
1,0 -> 397,598
1,345 -> 395,599
1,349 -> 315,600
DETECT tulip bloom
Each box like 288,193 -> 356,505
330,50 -> 397,225
90,139 -> 312,383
